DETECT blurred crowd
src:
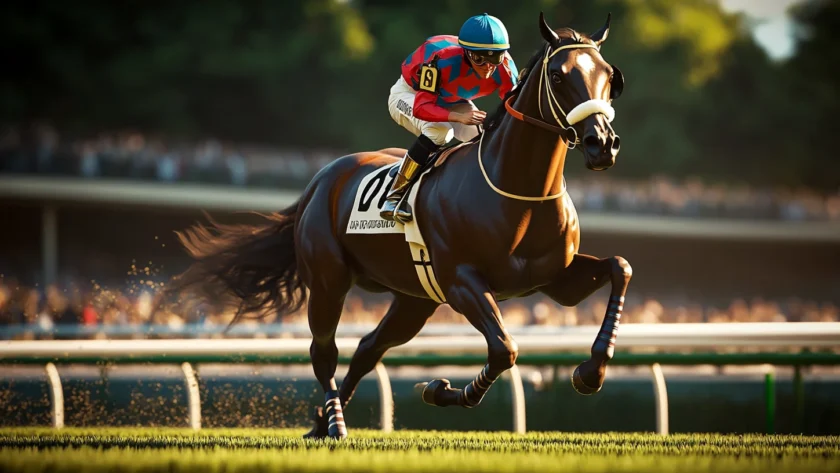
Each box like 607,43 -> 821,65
2,127 -> 839,221
1,275 -> 837,341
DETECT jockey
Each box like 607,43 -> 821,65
381,13 -> 519,222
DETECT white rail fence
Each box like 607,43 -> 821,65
2,323 -> 839,435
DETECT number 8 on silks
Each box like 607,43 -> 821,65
419,59 -> 440,94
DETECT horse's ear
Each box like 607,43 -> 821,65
590,13 -> 611,47
610,65 -> 624,100
539,12 -> 560,46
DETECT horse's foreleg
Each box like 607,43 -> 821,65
539,254 -> 632,394
339,295 -> 439,409
421,265 -> 518,408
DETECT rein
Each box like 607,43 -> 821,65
478,42 -> 616,202
477,132 -> 568,202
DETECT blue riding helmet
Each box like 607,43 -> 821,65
458,13 -> 510,51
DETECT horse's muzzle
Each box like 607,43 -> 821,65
583,132 -> 620,171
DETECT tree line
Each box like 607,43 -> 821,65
2,0 -> 837,189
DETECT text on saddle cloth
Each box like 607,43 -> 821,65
346,161 -> 446,303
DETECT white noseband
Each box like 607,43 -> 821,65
567,99 -> 615,125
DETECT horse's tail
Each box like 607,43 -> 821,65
167,200 -> 306,327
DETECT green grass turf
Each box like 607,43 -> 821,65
0,428 -> 838,473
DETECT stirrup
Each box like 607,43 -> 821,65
393,198 -> 413,223
380,190 -> 413,223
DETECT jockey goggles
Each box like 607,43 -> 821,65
466,49 -> 505,66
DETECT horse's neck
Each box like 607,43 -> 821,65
484,89 -> 569,201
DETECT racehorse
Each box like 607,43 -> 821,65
172,12 -> 630,439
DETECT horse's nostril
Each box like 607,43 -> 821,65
583,135 -> 601,152
612,136 -> 621,152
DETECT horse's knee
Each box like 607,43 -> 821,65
488,338 -> 519,372
310,337 -> 337,356
421,125 -> 454,146
609,256 -> 632,284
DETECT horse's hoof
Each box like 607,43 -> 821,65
302,429 -> 326,440
422,379 -> 449,405
571,361 -> 604,395
421,378 -> 462,407
302,406 -> 329,439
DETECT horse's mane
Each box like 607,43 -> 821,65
482,28 -> 594,133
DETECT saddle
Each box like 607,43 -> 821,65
433,140 -> 473,168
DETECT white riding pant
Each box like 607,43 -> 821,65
387,76 -> 481,146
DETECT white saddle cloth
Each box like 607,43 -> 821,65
346,162 -> 446,303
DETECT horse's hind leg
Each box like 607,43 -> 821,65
539,253 -> 632,395
421,265 -> 519,408
304,276 -> 353,440
338,294 -> 439,410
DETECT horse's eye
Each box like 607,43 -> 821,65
551,72 -> 562,84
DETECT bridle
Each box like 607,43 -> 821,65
478,42 -> 617,202
508,42 -> 615,147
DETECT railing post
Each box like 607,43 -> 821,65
373,362 -> 393,433
763,364 -> 776,434
45,363 -> 64,429
505,364 -> 526,434
181,362 -> 201,430
650,363 -> 669,435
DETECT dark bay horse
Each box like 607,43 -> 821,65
173,12 -> 630,439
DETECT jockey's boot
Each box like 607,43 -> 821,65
380,135 -> 439,223
380,153 -> 421,222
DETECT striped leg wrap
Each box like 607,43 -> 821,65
596,295 -> 624,349
324,391 -> 347,438
460,364 -> 498,408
